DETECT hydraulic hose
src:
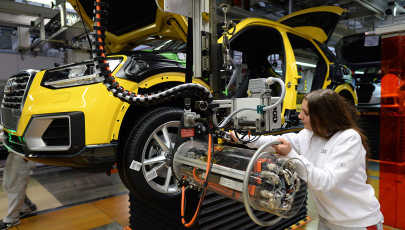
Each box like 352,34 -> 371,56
91,0 -> 213,106
215,77 -> 286,129
242,140 -> 283,226
226,56 -> 238,89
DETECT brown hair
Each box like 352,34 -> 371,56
304,89 -> 371,183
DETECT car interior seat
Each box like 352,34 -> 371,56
232,67 -> 260,98
311,60 -> 327,90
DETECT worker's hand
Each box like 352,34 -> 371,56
230,131 -> 240,143
271,137 -> 292,156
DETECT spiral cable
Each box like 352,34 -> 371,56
90,0 -> 213,105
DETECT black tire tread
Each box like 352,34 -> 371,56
120,107 -> 183,203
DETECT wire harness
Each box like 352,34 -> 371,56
90,0 -> 213,106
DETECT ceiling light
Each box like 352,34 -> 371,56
296,61 -> 316,68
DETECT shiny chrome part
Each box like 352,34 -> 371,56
259,171 -> 280,185
2,70 -> 36,111
24,115 -> 71,151
174,154 -> 246,181
267,163 -> 280,172
142,121 -> 180,194
282,169 -> 293,186
2,70 -> 37,131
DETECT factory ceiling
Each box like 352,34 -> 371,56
0,0 -> 404,49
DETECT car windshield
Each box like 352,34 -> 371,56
354,67 -> 381,75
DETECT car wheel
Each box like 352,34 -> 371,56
339,90 -> 355,105
119,107 -> 183,203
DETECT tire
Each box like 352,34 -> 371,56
119,107 -> 183,203
338,90 -> 355,105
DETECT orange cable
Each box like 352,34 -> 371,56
95,0 -> 133,95
181,133 -> 212,227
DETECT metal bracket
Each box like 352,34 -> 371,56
203,56 -> 210,71
202,33 -> 210,51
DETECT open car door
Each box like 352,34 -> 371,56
278,6 -> 347,44
67,0 -> 188,53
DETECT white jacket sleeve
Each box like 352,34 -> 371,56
287,132 -> 364,192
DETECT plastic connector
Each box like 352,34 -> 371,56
257,105 -> 265,114
177,178 -> 190,188
265,77 -> 275,85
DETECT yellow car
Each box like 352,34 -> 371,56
1,2 -> 356,203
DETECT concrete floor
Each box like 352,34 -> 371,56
0,159 -> 397,230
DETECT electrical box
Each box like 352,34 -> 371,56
12,27 -> 31,51
233,97 -> 281,131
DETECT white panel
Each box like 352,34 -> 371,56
376,22 -> 405,35
164,0 -> 193,17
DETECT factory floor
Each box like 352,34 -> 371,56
0,159 -> 399,230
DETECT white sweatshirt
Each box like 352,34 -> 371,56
244,129 -> 383,227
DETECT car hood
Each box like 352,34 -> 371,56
334,33 -> 381,69
68,0 -> 188,53
278,6 -> 347,44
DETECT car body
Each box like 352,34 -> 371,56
335,33 -> 382,109
1,2 -> 356,202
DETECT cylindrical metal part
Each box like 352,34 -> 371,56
173,140 -> 306,218
238,120 -> 256,126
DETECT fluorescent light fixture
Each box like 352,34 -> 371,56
296,61 -> 316,68
355,71 -> 364,74
26,0 -> 51,4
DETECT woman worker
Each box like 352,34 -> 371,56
231,89 -> 383,230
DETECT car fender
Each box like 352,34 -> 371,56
334,84 -> 358,105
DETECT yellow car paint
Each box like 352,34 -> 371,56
15,55 -> 144,145
334,84 -> 359,105
277,6 -> 348,23
294,27 -> 328,44
138,73 -> 210,90
16,51 -> 209,145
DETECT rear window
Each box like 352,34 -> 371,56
342,36 -> 381,63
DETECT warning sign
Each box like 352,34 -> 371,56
181,128 -> 194,137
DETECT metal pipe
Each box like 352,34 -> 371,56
243,140 -> 283,226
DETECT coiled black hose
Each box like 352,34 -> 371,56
90,0 -> 213,105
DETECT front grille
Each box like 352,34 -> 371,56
42,118 -> 70,146
3,72 -> 31,110
3,131 -> 26,154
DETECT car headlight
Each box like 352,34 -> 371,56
41,58 -> 122,88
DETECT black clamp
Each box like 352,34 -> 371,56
177,178 -> 190,188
